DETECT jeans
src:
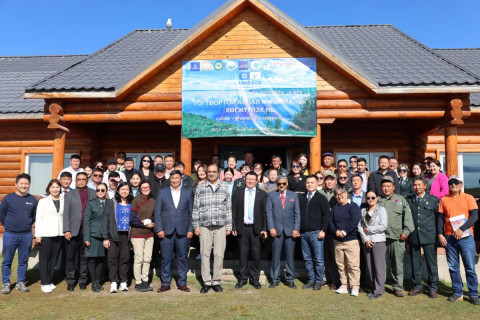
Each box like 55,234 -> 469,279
446,235 -> 479,298
301,231 -> 324,283
2,231 -> 32,284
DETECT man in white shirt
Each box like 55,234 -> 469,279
57,155 -> 84,189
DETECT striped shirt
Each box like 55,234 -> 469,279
193,181 -> 232,231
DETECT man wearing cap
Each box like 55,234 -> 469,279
368,155 -> 400,196
103,158 -> 126,183
438,175 -> 479,305
378,175 -> 414,297
321,152 -> 336,174
406,176 -> 439,298
151,163 -> 170,199
58,154 -> 84,189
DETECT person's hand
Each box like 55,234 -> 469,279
147,222 -> 155,229
35,237 -> 42,244
103,240 -> 110,249
226,230 -> 231,236
270,228 -> 277,238
260,231 -> 268,239
365,239 -> 374,248
438,234 -> 447,247
399,233 -> 408,241
85,241 -> 91,247
292,230 -> 300,238
454,229 -> 464,240
363,227 -> 369,234
318,231 -> 325,239
157,231 -> 165,239
187,232 -> 193,239
194,228 -> 201,236
232,231 -> 237,237
64,232 -> 71,241
335,230 -> 344,238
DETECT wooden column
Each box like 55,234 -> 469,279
52,130 -> 66,178
309,124 -> 321,174
181,137 -> 192,175
444,126 -> 458,177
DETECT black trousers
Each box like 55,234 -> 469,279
39,236 -> 63,285
238,225 -> 261,282
65,231 -> 88,285
324,231 -> 340,286
107,232 -> 130,282
87,257 -> 104,283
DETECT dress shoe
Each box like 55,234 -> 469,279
369,294 -> 382,299
200,285 -> 211,294
287,282 -> 297,289
252,282 -> 261,290
408,289 -> 422,296
235,280 -> 247,289
447,294 -> 463,302
142,281 -> 153,292
313,283 -> 322,291
269,281 -> 280,288
135,283 -> 148,292
428,291 -> 438,299
79,283 -> 87,290
470,297 -> 480,305
157,286 -> 170,292
177,285 -> 190,292
394,290 -> 404,297
212,285 -> 223,292
302,282 -> 315,289
67,284 -> 75,291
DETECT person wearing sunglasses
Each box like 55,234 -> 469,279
349,156 -> 358,175
398,164 -> 414,198
87,168 -> 104,191
314,171 -> 324,191
138,155 -> 154,182
438,175 -> 479,305
357,190 -> 387,299
287,159 -> 306,194
83,183 -> 111,292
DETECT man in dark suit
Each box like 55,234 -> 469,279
299,175 -> 330,290
406,176 -> 439,298
266,176 -> 300,289
155,170 -> 193,293
232,171 -> 267,289
63,172 -> 96,291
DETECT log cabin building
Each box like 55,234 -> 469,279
2,0 -> 480,204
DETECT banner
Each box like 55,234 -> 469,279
181,58 -> 317,138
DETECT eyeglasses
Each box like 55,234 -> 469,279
96,189 -> 106,192
339,176 -> 348,180
398,169 -> 408,173
317,177 -> 324,180
338,165 -> 347,168
207,171 -> 217,173
366,196 -> 376,200
93,174 -> 103,178
142,159 -> 151,163
277,182 -> 287,186
292,165 -> 301,169
448,180 -> 461,186
76,178 -> 87,181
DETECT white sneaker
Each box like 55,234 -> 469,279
335,285 -> 349,294
41,285 -> 52,293
110,282 -> 118,293
119,282 -> 128,292
351,287 -> 359,297
49,283 -> 56,290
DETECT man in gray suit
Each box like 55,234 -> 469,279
266,176 -> 300,289
63,172 -> 96,291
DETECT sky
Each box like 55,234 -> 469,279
1,0 -> 479,56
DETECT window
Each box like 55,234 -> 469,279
440,153 -> 480,197
335,152 -> 395,172
24,154 -> 52,196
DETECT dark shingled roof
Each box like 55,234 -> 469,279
433,49 -> 480,106
0,55 -> 86,114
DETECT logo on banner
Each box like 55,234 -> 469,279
250,72 -> 261,80
250,61 -> 261,70
190,62 -> 200,71
238,61 -> 249,70
226,61 -> 236,71
239,72 -> 250,80
201,61 -> 213,71
214,61 -> 223,71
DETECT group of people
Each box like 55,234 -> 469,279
0,151 -> 479,305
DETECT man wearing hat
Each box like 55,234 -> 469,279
438,175 -> 479,305
378,175 -> 414,297
321,152 -> 336,175
151,163 -> 170,199
103,158 -> 126,184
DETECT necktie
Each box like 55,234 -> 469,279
307,192 -> 312,202
248,189 -> 254,220
281,192 -> 285,209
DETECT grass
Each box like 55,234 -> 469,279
1,255 -> 479,319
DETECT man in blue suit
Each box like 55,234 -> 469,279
266,176 -> 300,289
155,170 -> 194,293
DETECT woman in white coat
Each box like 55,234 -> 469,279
35,179 -> 64,293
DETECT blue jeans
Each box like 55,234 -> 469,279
446,235 -> 479,298
2,231 -> 32,284
301,231 -> 325,283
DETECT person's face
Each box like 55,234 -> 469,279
338,174 -> 348,184
117,154 -> 125,165
211,156 -> 220,165
107,163 -> 116,172
154,157 -> 163,166
253,165 -> 263,176
207,165 -> 219,183
357,161 -> 366,173
244,153 -> 254,165
323,156 -> 333,167
60,176 -> 72,188
379,158 -> 389,170
198,168 -> 207,180
305,177 -> 318,192
124,160 -> 134,170
429,163 -> 440,175
335,191 -> 348,205
170,174 -> 182,189
240,166 -> 250,176
70,158 -> 80,170
227,158 -> 237,170
316,174 -> 324,186
350,158 -> 357,170
412,179 -> 426,196
165,157 -> 174,169
130,175 -> 141,187
448,180 -> 462,195
366,191 -> 378,207
291,162 -> 301,173
174,165 -> 184,175
142,157 -> 151,169
398,166 -> 408,178
92,171 -> 103,183
16,178 -> 30,194
298,156 -> 308,168
324,177 -> 336,191
276,178 -> 288,192
245,174 -> 257,189
268,170 -> 278,183
75,175 -> 88,189
118,185 -> 130,198
271,157 -> 281,169
224,171 -> 233,182
412,165 -> 422,176
351,176 -> 362,190
140,183 -> 151,196
109,178 -> 119,190
49,183 -> 61,197
95,162 -> 104,170
84,167 -> 92,178
155,170 -> 165,179
95,185 -> 107,200
381,182 -> 394,197
389,159 -> 398,171
337,162 -> 348,171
